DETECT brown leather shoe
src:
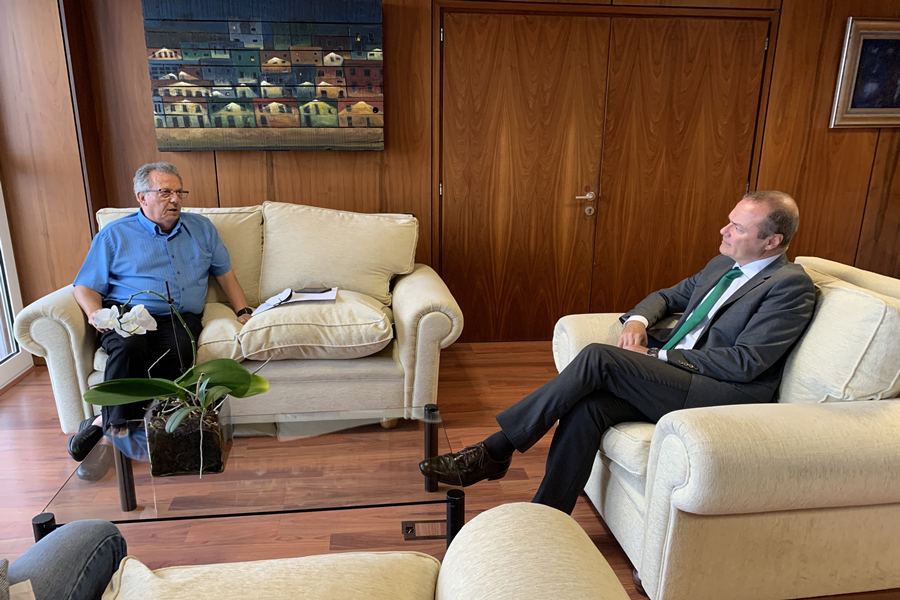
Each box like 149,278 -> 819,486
419,442 -> 512,487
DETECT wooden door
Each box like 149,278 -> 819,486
591,17 -> 770,312
440,12 -> 609,342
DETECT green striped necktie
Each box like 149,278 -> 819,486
661,267 -> 743,351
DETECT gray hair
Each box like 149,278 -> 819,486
742,190 -> 800,250
133,162 -> 182,196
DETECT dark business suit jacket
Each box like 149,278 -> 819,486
621,253 -> 816,406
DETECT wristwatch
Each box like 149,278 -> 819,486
236,307 -> 253,317
646,348 -> 660,359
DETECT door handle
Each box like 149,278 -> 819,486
576,192 -> 595,201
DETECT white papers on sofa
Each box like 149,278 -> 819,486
252,287 -> 338,316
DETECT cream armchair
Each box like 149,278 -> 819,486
14,203 -> 464,433
552,257 -> 900,600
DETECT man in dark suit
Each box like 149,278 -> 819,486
420,191 -> 816,514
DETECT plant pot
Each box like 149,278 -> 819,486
144,398 -> 234,477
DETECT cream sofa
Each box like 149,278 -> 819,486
101,503 -> 630,600
552,257 -> 900,600
14,203 -> 464,433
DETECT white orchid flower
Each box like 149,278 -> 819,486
94,304 -> 157,337
115,304 -> 158,337
93,306 -> 120,331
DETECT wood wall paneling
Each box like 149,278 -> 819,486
468,0 -> 612,4
612,0 -> 780,8
591,16 -> 769,313
215,152 -> 275,207
59,0 -> 108,228
270,151 -> 384,212
756,0 -> 900,265
0,0 -> 93,305
746,14 -> 779,191
79,0 -> 219,209
440,12 -> 609,341
856,130 -> 900,278
379,0 -> 433,265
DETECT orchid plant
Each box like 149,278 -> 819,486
83,290 -> 267,434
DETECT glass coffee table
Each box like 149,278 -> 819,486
35,404 -> 464,546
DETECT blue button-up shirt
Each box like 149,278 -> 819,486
74,210 -> 231,316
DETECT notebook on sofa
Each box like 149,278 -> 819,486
252,287 -> 338,316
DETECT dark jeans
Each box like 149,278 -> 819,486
8,520 -> 126,600
496,343 -> 754,514
100,309 -> 202,427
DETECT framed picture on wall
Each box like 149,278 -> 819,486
830,18 -> 900,128
142,0 -> 385,151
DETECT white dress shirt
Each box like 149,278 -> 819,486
626,254 -> 782,361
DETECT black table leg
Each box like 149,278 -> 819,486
446,489 -> 465,548
424,404 -> 439,492
113,444 -> 137,511
32,513 -> 57,542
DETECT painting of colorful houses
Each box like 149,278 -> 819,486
143,0 -> 384,151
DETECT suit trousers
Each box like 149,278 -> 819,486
495,343 -> 754,514
100,310 -> 203,428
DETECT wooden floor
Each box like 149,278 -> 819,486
0,342 -> 897,600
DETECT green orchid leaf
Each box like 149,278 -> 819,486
84,379 -> 186,406
201,386 -> 230,410
165,406 -> 196,433
228,373 -> 269,398
197,375 -> 211,402
176,359 -> 251,392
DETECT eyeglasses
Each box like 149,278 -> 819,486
144,189 -> 190,199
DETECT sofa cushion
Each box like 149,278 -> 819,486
102,553 -> 440,600
96,206 -> 264,307
197,303 -> 243,363
230,343 -> 405,414
259,203 -> 418,306
238,290 -> 393,361
600,422 -> 655,476
779,266 -> 900,403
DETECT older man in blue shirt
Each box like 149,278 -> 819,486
68,162 -> 253,461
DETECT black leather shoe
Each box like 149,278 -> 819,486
419,442 -> 512,487
68,418 -> 103,462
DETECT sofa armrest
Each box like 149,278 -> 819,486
392,264 -> 463,408
13,285 -> 97,433
552,313 -> 624,372
644,401 -> 900,519
437,503 -> 629,600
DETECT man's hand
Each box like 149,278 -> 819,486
75,286 -> 109,332
88,308 -> 110,333
215,269 -> 252,326
618,320 -> 648,349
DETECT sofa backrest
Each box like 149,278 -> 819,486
258,202 -> 418,306
796,256 -> 900,300
778,257 -> 900,404
95,202 -> 418,309
96,206 -> 264,307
